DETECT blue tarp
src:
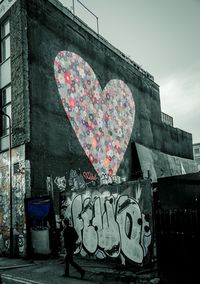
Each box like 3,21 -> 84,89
27,200 -> 50,218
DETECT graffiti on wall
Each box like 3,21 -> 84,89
0,146 -> 26,255
53,51 -> 152,264
54,51 -> 135,177
51,169 -> 125,193
60,180 -> 152,264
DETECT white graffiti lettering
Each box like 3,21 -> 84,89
61,191 -> 152,264
54,176 -> 66,191
68,170 -> 86,191
100,173 -> 123,185
116,195 -> 143,263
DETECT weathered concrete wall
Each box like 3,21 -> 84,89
7,0 -> 190,202
136,142 -> 198,182
7,0 -> 193,159
158,123 -> 193,159
22,0 -> 194,199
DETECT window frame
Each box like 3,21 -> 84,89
0,18 -> 12,150
1,18 -> 10,63
0,84 -> 12,137
194,148 -> 200,155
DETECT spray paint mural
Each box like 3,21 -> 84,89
53,51 -> 152,264
54,51 -> 135,177
0,145 -> 26,256
50,172 -> 153,265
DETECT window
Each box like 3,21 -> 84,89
0,84 -> 11,136
194,148 -> 200,155
1,19 -> 10,63
0,19 -> 11,149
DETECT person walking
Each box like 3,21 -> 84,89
62,218 -> 85,279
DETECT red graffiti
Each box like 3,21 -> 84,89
83,171 -> 97,181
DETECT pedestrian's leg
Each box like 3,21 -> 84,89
64,253 -> 69,276
67,250 -> 85,278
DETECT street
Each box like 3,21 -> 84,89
0,258 -> 97,284
0,256 -> 158,284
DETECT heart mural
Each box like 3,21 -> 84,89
54,51 -> 135,177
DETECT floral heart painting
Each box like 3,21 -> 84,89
54,51 -> 135,177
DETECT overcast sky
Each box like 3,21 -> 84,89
59,0 -> 200,144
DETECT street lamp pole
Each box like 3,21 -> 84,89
0,110 -> 13,257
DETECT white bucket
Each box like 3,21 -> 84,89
31,228 -> 50,255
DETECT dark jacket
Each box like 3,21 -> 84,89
63,226 -> 78,251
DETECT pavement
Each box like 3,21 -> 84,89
0,254 -> 160,284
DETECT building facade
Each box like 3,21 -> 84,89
193,143 -> 200,171
0,0 -> 198,261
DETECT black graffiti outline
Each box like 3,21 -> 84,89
68,192 -> 152,264
115,194 -> 144,264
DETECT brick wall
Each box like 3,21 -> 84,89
10,0 -> 30,147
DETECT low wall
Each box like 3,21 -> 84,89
60,179 -> 153,266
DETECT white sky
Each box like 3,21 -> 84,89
59,0 -> 200,143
